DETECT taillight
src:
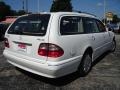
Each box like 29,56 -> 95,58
38,43 -> 64,58
4,38 -> 10,48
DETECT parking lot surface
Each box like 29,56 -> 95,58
0,35 -> 120,90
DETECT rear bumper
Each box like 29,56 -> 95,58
3,50 -> 82,78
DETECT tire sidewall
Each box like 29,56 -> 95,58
78,53 -> 92,76
111,40 -> 116,52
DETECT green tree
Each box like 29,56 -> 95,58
112,15 -> 120,24
102,14 -> 120,24
17,10 -> 26,16
50,0 -> 73,12
0,1 -> 11,21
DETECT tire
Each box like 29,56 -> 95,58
78,52 -> 92,76
111,40 -> 116,52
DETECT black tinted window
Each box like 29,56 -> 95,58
83,18 -> 99,33
8,14 -> 50,36
60,16 -> 84,35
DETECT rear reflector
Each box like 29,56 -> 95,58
4,38 -> 9,48
38,43 -> 64,58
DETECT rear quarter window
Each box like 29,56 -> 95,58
60,16 -> 84,35
82,17 -> 100,33
7,14 -> 50,36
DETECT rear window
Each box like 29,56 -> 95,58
8,14 -> 50,36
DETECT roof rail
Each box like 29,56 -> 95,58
73,10 -> 82,13
81,12 -> 97,17
73,10 -> 97,17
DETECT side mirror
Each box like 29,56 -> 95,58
106,27 -> 113,32
106,27 -> 110,31
108,28 -> 112,31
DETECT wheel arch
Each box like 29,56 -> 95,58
84,47 -> 93,58
113,36 -> 116,41
77,46 -> 93,76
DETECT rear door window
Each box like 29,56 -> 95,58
8,14 -> 50,36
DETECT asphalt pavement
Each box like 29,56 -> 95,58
0,35 -> 120,90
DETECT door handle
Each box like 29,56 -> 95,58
92,36 -> 95,40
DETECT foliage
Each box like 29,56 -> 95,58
112,15 -> 120,24
50,0 -> 73,12
16,10 -> 26,16
102,14 -> 120,24
0,1 -> 11,21
0,1 -> 28,21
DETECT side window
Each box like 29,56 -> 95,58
96,20 -> 106,32
83,17 -> 100,33
60,16 -> 84,35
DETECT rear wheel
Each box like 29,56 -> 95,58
78,52 -> 92,76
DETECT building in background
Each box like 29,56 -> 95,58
1,16 -> 17,24
106,12 -> 113,23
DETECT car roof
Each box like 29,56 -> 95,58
19,12 -> 97,19
51,12 -> 96,18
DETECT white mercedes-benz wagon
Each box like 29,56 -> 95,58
3,12 -> 116,78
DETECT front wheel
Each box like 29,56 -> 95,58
111,40 -> 116,52
78,53 -> 92,76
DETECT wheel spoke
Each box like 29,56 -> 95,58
83,55 -> 91,73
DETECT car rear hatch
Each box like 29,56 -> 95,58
5,14 -> 51,63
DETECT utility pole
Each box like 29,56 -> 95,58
22,0 -> 25,10
26,0 -> 28,13
104,0 -> 106,24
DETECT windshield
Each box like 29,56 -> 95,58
8,14 -> 50,36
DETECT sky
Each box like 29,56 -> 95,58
3,0 -> 120,19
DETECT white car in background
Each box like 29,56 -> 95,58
3,12 -> 116,78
